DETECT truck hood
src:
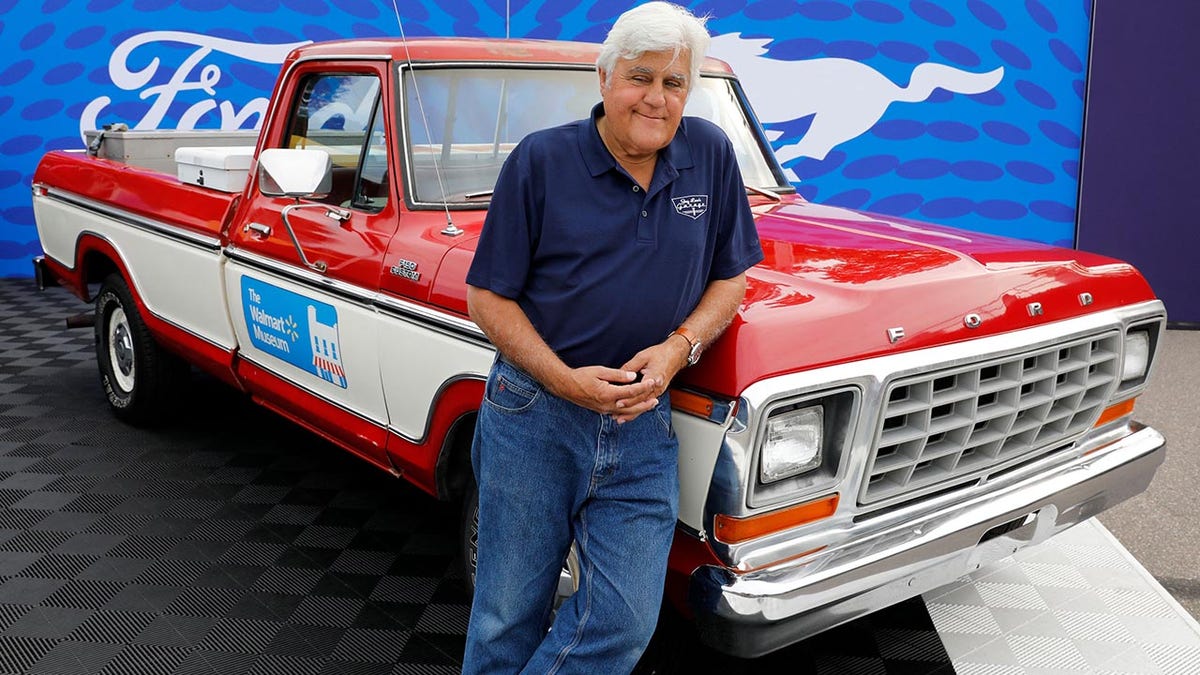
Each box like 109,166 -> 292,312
681,197 -> 1157,395
435,197 -> 1156,397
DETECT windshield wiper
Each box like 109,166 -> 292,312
463,190 -> 494,200
745,185 -> 782,202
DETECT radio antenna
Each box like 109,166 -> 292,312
389,0 -> 463,236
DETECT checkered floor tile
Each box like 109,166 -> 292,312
0,278 -> 954,673
926,519 -> 1200,674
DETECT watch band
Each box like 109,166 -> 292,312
671,326 -> 697,348
670,326 -> 703,366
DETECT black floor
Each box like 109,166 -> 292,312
0,278 -> 955,674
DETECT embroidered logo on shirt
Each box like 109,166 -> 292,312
672,195 -> 709,220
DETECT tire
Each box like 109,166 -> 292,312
94,273 -> 187,426
461,480 -> 581,620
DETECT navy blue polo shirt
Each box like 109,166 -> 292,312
466,103 -> 764,370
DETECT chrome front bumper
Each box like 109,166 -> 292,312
688,423 -> 1167,658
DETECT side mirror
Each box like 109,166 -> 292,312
258,148 -> 333,198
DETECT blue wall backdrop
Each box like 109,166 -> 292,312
0,0 -> 1091,278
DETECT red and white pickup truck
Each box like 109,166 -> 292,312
31,37 -> 1167,658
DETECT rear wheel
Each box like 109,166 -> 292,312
461,480 -> 581,620
94,273 -> 187,426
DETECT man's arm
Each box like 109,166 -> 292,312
467,286 -> 661,419
617,272 -> 748,420
670,273 -> 748,364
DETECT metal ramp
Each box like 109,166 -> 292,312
927,519 -> 1200,674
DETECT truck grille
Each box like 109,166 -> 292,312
861,331 -> 1121,505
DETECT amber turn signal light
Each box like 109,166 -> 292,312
668,389 -> 714,418
714,494 -> 839,544
1094,398 -> 1135,428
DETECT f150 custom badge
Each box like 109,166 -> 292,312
390,259 -> 420,281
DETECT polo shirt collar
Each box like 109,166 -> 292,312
578,102 -> 695,179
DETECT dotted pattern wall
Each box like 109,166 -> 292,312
707,0 -> 1091,249
0,0 -> 1090,277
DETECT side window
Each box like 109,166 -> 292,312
285,73 -> 387,210
351,99 -> 389,211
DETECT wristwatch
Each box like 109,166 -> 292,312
671,326 -> 703,367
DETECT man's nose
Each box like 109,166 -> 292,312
643,81 -> 667,106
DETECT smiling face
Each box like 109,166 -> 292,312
597,49 -> 692,165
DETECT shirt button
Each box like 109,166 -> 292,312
632,186 -> 640,192
641,210 -> 648,217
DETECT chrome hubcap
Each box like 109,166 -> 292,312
108,308 -> 136,392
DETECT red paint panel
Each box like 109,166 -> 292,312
664,527 -> 725,619
235,359 -> 393,473
377,210 -> 484,308
384,378 -> 485,498
674,196 -> 1157,396
35,152 -> 237,240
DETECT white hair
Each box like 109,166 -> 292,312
596,1 -> 711,91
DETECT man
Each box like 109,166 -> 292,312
463,2 -> 764,672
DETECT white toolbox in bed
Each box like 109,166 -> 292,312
175,145 -> 256,192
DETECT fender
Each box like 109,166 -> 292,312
665,527 -> 725,620
395,376 -> 486,499
70,232 -> 244,392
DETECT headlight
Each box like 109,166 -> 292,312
760,405 -> 823,483
1121,330 -> 1150,382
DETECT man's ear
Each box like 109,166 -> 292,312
597,68 -> 608,93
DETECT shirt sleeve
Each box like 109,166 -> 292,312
709,134 -> 765,281
465,142 -> 540,299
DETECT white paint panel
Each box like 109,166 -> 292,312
32,196 -> 236,350
32,198 -> 81,266
673,411 -> 728,532
377,319 -> 494,441
224,265 -> 388,425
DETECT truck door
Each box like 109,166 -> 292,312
224,65 -> 397,471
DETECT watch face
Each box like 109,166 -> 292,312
687,342 -> 702,365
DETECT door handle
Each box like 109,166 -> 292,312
245,222 -> 271,237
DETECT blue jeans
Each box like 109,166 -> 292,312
463,357 -> 680,675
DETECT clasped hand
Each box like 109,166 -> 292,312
556,340 -> 686,423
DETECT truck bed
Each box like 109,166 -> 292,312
34,148 -> 244,243
84,128 -> 259,173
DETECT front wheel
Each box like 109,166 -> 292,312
94,273 -> 187,426
461,481 -> 581,621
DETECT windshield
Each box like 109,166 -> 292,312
401,66 -> 788,205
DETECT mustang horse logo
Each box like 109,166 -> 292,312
709,33 -> 1005,180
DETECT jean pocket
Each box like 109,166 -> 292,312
484,363 -> 540,414
653,404 -> 675,438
